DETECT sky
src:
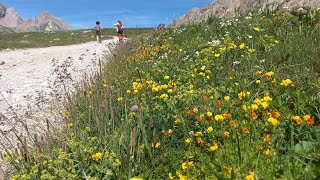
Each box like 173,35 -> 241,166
1,0 -> 213,29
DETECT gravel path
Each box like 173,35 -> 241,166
0,37 -> 118,178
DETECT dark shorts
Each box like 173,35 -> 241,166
96,30 -> 101,36
117,29 -> 123,35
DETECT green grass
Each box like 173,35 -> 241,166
0,28 -> 152,50
3,10 -> 320,180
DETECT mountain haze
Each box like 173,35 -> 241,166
0,2 -> 71,33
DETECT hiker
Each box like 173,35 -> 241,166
114,20 -> 124,42
156,23 -> 165,30
95,21 -> 102,43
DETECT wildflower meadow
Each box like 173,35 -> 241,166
5,9 -> 320,180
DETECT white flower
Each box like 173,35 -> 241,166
233,61 -> 241,65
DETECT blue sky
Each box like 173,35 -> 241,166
1,0 -> 213,29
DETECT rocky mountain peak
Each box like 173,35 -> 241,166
0,3 -> 6,18
169,0 -> 320,27
0,3 -> 71,32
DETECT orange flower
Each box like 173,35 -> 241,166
206,116 -> 213,122
264,134 -> 272,144
252,112 -> 258,120
197,137 -> 204,145
229,120 -> 236,127
306,117 -> 315,125
256,145 -> 263,150
223,113 -> 232,119
243,127 -> 249,134
196,116 -> 203,122
216,100 -> 223,106
187,109 -> 196,115
272,112 -> 280,119
296,119 -> 302,125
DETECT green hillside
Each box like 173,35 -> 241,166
5,10 -> 320,180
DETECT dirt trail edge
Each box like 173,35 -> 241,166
0,37 -> 118,178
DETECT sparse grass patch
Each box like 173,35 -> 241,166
0,28 -> 152,50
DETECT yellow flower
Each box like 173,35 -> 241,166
195,131 -> 203,137
210,143 -> 219,152
239,43 -> 246,49
133,89 -> 138,94
185,138 -> 192,143
167,89 -> 173,93
127,90 -> 131,94
181,162 -> 188,170
251,104 -> 259,111
263,95 -> 273,102
256,70 -> 263,75
160,84 -> 169,89
303,114 -> 311,121
214,53 -> 220,57
280,79 -> 293,87
152,87 -> 159,92
175,119 -> 181,124
274,40 -> 279,44
154,142 -> 161,148
87,91 -> 93,95
130,178 -> 143,180
246,173 -> 254,180
267,117 -> 278,125
224,131 -> 230,138
160,94 -> 169,99
254,98 -> 262,105
214,114 -> 224,121
193,108 -> 198,113
207,111 -> 213,117
164,75 -> 170,80
63,111 -> 70,117
68,123 -> 73,127
207,126 -> 213,133
248,48 -> 256,53
264,71 -> 274,77
181,161 -> 193,170
103,83 -> 107,87
253,27 -> 261,31
256,80 -> 261,84
261,102 -> 269,109
92,152 -> 103,161
224,96 -> 230,101
166,129 -> 173,137
242,105 -> 248,111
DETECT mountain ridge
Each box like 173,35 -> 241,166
169,0 -> 320,27
0,2 -> 71,33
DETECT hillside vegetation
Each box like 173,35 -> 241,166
0,28 -> 151,50
4,9 -> 320,180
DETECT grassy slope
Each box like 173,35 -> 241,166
0,28 -> 152,50
5,11 -> 320,180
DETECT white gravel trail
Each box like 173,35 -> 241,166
0,37 -> 118,178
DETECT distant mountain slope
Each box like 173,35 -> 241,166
169,0 -> 320,27
0,2 -> 71,32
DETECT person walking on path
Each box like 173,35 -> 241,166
95,21 -> 102,43
114,20 -> 124,42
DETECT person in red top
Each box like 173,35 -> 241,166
114,20 -> 124,42
95,21 -> 102,43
